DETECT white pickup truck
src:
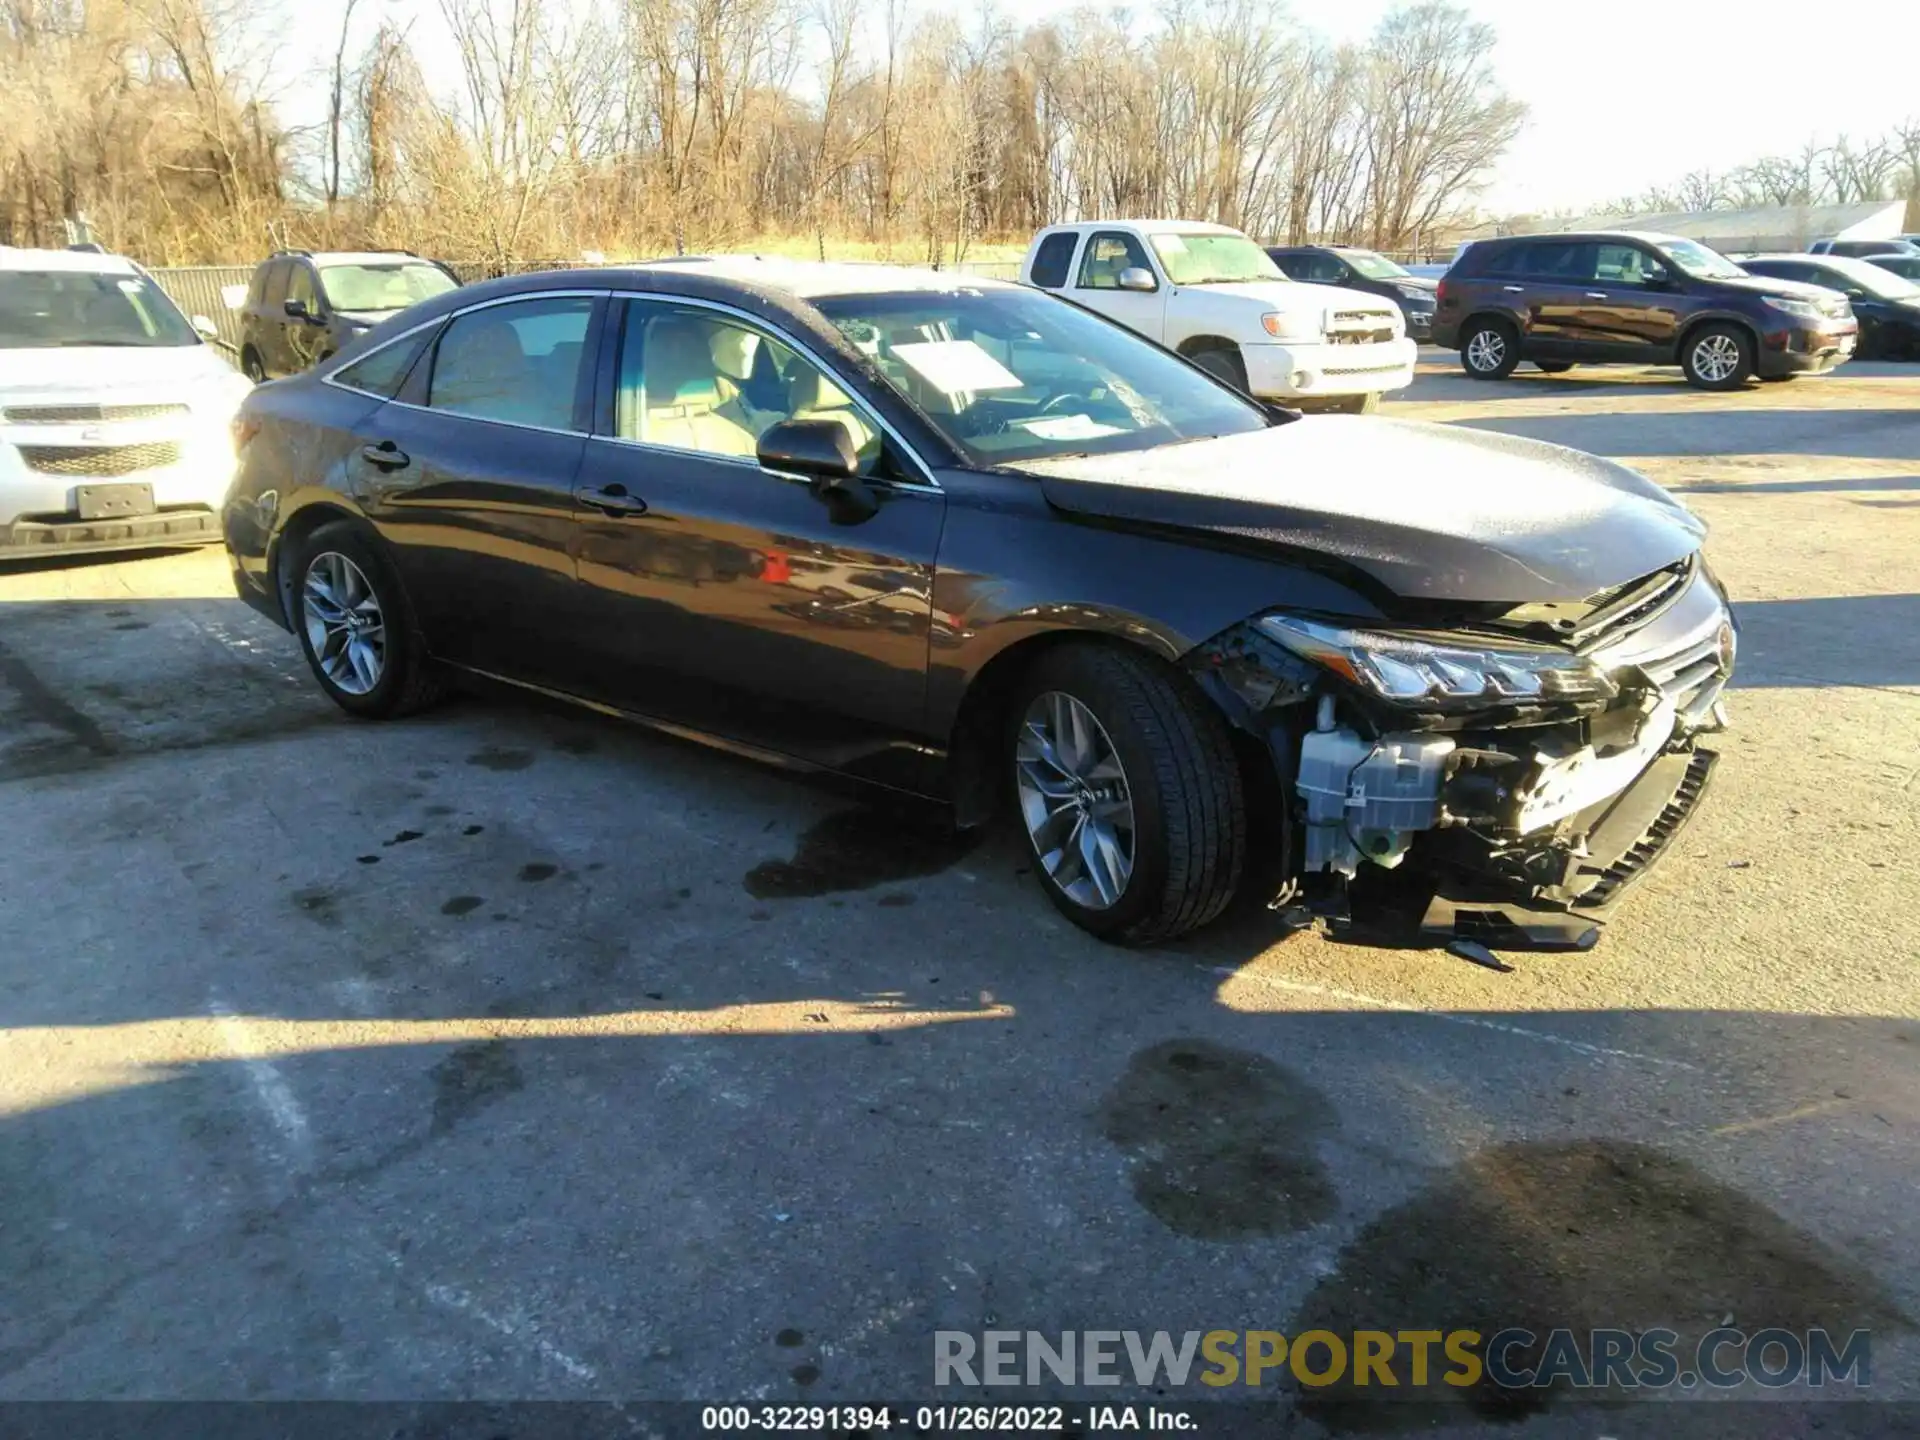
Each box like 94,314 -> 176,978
1019,220 -> 1415,412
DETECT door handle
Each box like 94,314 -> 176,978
1502,285 -> 1524,293
360,440 -> 410,471
1584,291 -> 1609,300
579,483 -> 648,517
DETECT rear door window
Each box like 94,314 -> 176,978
427,297 -> 595,431
1518,241 -> 1593,279
333,328 -> 437,398
1028,232 -> 1079,290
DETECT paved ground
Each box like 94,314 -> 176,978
2,356 -> 1917,1433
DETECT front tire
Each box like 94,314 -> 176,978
1189,344 -> 1249,393
241,346 -> 266,383
1322,392 -> 1380,415
1681,324 -> 1754,390
1008,645 -> 1246,944
1461,319 -> 1519,379
284,520 -> 444,719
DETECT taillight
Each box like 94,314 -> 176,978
1435,278 -> 1452,303
232,415 -> 260,450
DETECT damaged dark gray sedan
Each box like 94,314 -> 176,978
223,259 -> 1734,947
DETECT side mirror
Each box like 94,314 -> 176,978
284,298 -> 312,321
758,419 -> 877,525
190,314 -> 219,340
1642,271 -> 1672,290
1117,266 -> 1158,293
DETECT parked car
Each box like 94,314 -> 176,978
1809,237 -> 1920,259
238,250 -> 459,382
1737,254 -> 1920,360
1265,245 -> 1438,340
1019,220 -> 1414,413
1433,230 -> 1857,388
1862,252 -> 1920,282
2,244 -> 250,561
224,258 -> 1734,948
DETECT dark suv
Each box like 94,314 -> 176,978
1432,230 -> 1858,389
239,250 -> 459,382
1266,245 -> 1437,339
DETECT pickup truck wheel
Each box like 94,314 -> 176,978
1681,325 -> 1754,390
1189,345 -> 1249,393
1008,644 -> 1246,944
1461,319 -> 1519,379
1323,392 -> 1379,415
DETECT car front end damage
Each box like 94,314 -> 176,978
1191,558 -> 1735,947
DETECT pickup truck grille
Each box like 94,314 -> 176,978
1325,310 -> 1398,345
19,442 -> 183,477
3,402 -> 190,424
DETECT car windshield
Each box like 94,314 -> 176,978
1816,257 -> 1920,300
1341,250 -> 1412,280
318,262 -> 458,313
812,286 -> 1271,467
0,269 -> 199,349
1657,238 -> 1747,280
1147,233 -> 1284,286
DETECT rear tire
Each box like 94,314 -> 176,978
1461,319 -> 1519,379
1681,324 -> 1754,390
1007,644 -> 1246,944
1189,344 -> 1249,393
283,520 -> 445,719
1534,360 -> 1574,374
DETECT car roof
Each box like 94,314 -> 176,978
1050,219 -> 1245,236
303,252 -> 441,267
1476,230 -> 1694,247
609,255 -> 1021,299
0,246 -> 141,275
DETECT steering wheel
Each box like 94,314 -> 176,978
1039,391 -> 1093,415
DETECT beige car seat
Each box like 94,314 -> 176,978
639,318 -> 756,456
786,364 -> 879,468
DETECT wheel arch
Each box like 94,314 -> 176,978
266,498 -> 378,629
1459,309 -> 1520,346
1676,311 -> 1760,362
945,625 -> 1250,830
1175,334 -> 1238,358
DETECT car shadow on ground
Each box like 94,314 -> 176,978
1729,594 -> 1920,689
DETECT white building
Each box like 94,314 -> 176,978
1505,199 -> 1908,254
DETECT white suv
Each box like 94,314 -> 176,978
1020,220 -> 1415,413
1,246 -> 250,561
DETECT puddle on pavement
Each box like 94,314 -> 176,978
1100,1040 -> 1338,1240
429,1040 -> 525,1135
742,808 -> 978,899
1287,1139 -> 1911,1433
467,746 -> 535,771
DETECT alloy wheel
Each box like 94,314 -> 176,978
1015,690 -> 1135,910
1466,329 -> 1506,371
1691,333 -> 1742,383
301,551 -> 387,696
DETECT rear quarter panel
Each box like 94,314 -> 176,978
222,377 -> 384,610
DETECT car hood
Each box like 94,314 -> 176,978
334,309 -> 400,327
1022,417 -> 1707,604
0,342 -> 243,399
1710,274 -> 1847,303
1385,275 -> 1437,295
1179,279 -> 1399,316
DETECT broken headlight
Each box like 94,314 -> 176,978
1257,615 -> 1617,711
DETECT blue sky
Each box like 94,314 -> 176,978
267,0 -> 1920,217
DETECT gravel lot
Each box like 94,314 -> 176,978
2,356 -> 1916,1433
